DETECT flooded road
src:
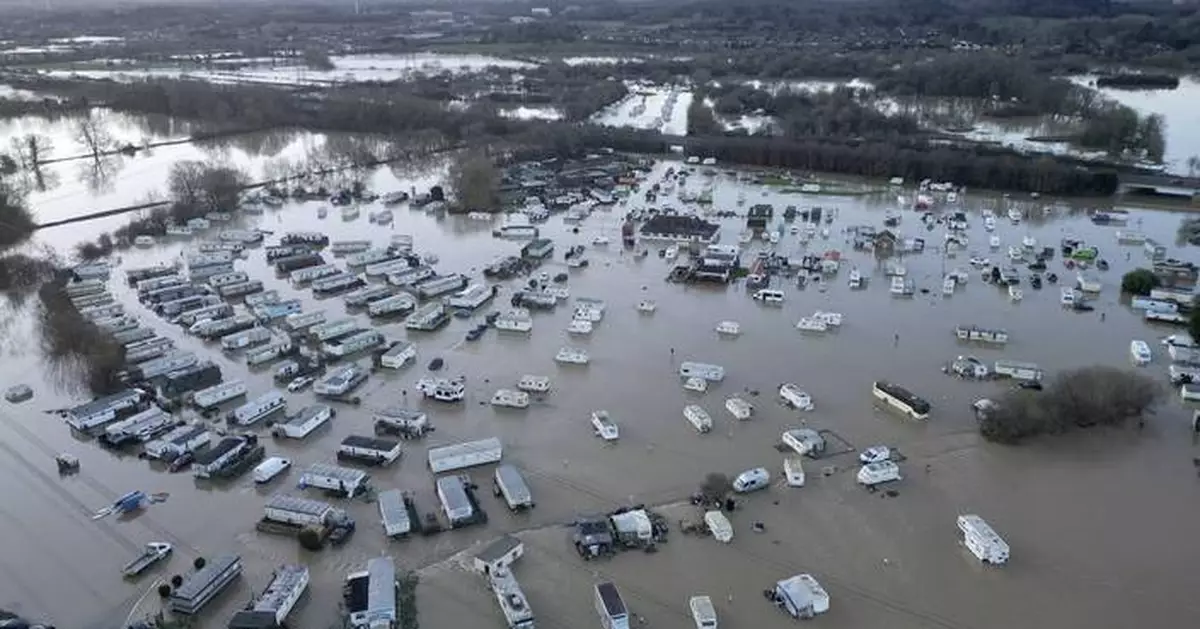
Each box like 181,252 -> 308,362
2,160 -> 1200,629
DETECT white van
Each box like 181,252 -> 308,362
752,289 -> 785,304
253,456 -> 291,484
688,595 -> 718,629
732,467 -> 770,493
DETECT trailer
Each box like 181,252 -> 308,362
245,289 -> 281,307
102,405 -> 176,446
254,299 -> 303,322
125,337 -> 176,363
192,380 -> 248,410
221,327 -> 272,351
274,252 -> 324,274
161,362 -> 222,397
230,391 -> 287,426
311,318 -> 359,342
176,303 -> 232,327
263,494 -> 343,528
272,404 -> 332,439
366,258 -> 413,278
344,285 -> 394,307
493,464 -> 534,510
373,407 -> 432,439
367,293 -> 417,318
265,245 -> 312,262
415,274 -> 468,300
189,261 -> 235,281
312,272 -> 365,295
322,330 -> 384,358
217,279 -> 265,298
206,270 -> 249,289
595,582 -> 631,629
378,341 -> 417,369
246,339 -> 294,366
144,424 -> 210,460
159,294 -> 221,317
346,248 -> 397,267
124,351 -> 198,381
338,435 -> 402,466
299,463 -> 369,497
436,474 -> 479,528
427,437 -> 503,473
313,364 -> 367,397
65,278 -> 107,298
290,263 -> 340,286
957,514 -> 1010,565
193,313 -> 256,338
377,488 -> 414,538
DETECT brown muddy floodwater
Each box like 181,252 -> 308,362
2,160 -> 1200,629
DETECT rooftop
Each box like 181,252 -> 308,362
477,535 -> 523,563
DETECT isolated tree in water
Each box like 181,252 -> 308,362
450,152 -> 498,212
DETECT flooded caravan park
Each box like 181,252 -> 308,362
2,152 -> 1200,629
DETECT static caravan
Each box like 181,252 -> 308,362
379,341 -> 417,369
65,389 -> 144,431
168,554 -> 243,615
300,463 -> 369,498
217,280 -> 264,298
427,438 -> 503,473
337,435 -> 403,466
771,574 -> 829,619
312,272 -> 364,295
344,285 -> 393,307
229,391 -> 287,426
992,360 -> 1043,382
1180,383 -> 1200,402
221,327 -> 272,351
207,271 -> 249,289
193,380 -> 248,410
594,582 -> 631,629
377,488 -> 413,538
678,362 -> 725,382
102,405 -> 175,446
322,329 -> 384,358
436,475 -> 477,528
494,464 -> 534,510
245,289 -> 281,308
272,405 -> 333,440
289,263 -> 340,286
144,424 -> 210,460
310,318 -> 359,342
871,381 -> 931,421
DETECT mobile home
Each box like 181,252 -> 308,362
957,514 -> 1009,565
169,554 -> 242,615
229,391 -> 287,426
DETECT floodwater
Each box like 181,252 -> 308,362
2,159 -> 1200,629
592,84 -> 693,136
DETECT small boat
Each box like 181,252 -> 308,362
341,205 -> 360,220
716,320 -> 741,336
989,235 -> 1001,249
725,396 -> 753,420
591,410 -> 619,441
795,317 -> 828,333
566,318 -> 593,335
1007,208 -> 1022,223
517,375 -> 551,393
984,216 -> 996,231
592,236 -> 610,246
779,384 -> 814,411
133,235 -> 155,247
555,347 -> 590,365
683,404 -> 713,433
636,300 -> 657,314
1008,285 -> 1023,301
121,542 -> 173,578
683,377 -> 708,393
1130,340 -> 1152,366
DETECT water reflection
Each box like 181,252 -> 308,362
75,154 -> 123,194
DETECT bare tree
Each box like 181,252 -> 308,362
167,160 -> 248,212
74,111 -> 115,161
9,133 -> 53,171
449,151 -> 499,212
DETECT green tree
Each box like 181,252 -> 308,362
1120,268 -> 1159,296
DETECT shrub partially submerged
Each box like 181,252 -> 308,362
37,276 -> 124,394
979,366 -> 1161,444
